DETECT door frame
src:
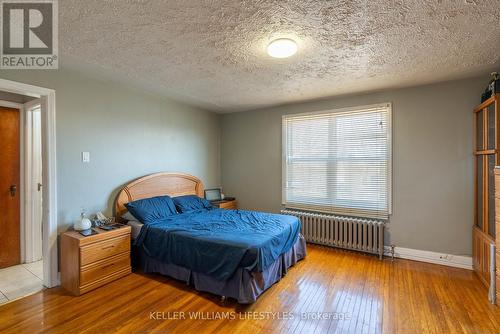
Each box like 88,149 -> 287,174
1,99 -> 44,266
24,99 -> 43,264
0,78 -> 57,288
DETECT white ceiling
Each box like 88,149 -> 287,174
60,0 -> 500,113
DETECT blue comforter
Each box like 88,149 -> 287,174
134,208 -> 301,281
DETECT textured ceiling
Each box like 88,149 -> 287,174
60,0 -> 500,112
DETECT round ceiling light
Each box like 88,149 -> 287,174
267,38 -> 298,58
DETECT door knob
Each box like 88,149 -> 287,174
9,185 -> 17,197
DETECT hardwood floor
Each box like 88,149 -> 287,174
0,245 -> 499,334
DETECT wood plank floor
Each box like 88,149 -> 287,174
0,245 -> 499,334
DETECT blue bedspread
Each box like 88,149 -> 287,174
134,208 -> 301,281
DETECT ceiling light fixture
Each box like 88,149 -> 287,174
267,38 -> 298,58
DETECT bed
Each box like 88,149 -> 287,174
115,172 -> 306,303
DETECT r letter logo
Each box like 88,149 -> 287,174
1,0 -> 58,69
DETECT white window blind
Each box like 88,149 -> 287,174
282,103 -> 392,219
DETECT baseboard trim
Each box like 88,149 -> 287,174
383,246 -> 473,270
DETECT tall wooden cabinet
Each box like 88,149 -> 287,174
473,93 -> 498,293
493,169 -> 500,305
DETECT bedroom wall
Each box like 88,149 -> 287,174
221,76 -> 486,257
0,68 -> 221,231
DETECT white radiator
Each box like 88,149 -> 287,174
282,209 -> 386,259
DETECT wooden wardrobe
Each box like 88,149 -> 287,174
473,93 -> 498,294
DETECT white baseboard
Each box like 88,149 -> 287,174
383,246 -> 473,270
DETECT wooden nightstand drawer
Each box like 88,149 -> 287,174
79,268 -> 131,295
80,235 -> 130,266
80,253 -> 130,286
215,200 -> 237,210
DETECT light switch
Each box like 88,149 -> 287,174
82,151 -> 90,163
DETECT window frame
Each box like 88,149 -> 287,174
281,102 -> 393,219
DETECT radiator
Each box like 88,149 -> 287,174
282,209 -> 386,259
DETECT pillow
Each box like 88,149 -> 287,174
173,195 -> 213,213
124,195 -> 178,223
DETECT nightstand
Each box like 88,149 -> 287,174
61,226 -> 131,295
213,199 -> 238,210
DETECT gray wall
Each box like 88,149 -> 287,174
0,68 -> 221,231
221,76 -> 486,256
0,67 -> 486,256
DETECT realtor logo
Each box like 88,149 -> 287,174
0,0 -> 58,69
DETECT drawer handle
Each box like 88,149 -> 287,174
102,245 -> 115,250
101,263 -> 115,269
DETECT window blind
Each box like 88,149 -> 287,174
282,103 -> 392,219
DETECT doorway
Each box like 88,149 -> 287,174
0,96 -> 44,303
0,79 -> 57,300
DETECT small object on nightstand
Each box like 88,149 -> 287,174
79,228 -> 97,237
61,225 -> 132,295
100,223 -> 125,231
74,209 -> 92,231
91,212 -> 115,227
205,188 -> 222,201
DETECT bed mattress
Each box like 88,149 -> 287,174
127,220 -> 143,239
134,208 -> 302,281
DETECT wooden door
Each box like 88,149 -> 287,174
0,106 -> 20,268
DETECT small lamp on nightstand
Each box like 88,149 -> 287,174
74,209 -> 92,231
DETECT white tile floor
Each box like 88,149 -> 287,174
0,260 -> 44,305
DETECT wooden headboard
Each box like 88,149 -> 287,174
114,172 -> 204,218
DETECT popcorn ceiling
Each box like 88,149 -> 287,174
60,0 -> 500,112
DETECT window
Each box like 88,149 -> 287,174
282,103 -> 392,219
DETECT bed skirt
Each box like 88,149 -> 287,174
136,234 -> 307,303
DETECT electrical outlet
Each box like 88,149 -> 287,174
82,151 -> 90,163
